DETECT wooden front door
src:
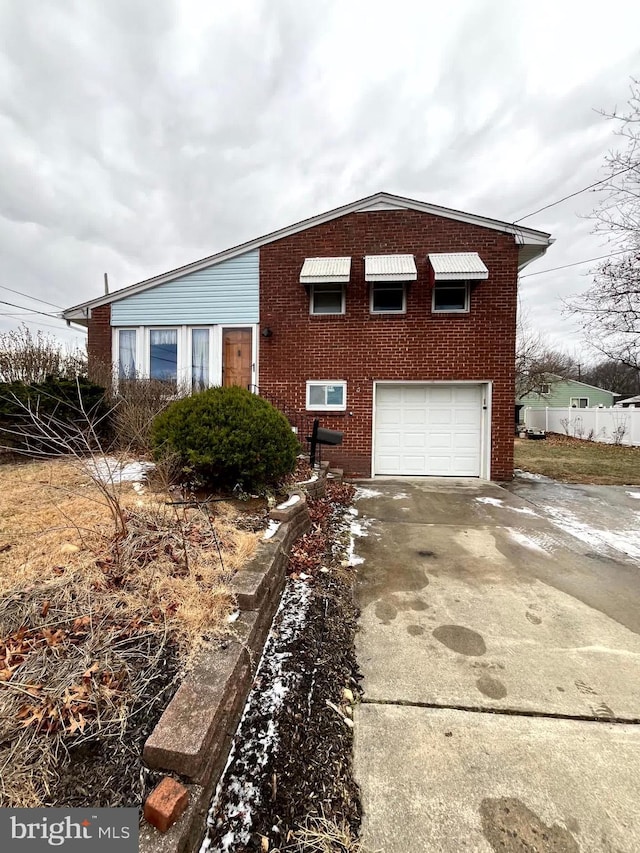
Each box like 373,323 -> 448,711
222,328 -> 253,388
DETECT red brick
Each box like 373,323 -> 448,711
143,776 -> 189,833
259,209 -> 518,479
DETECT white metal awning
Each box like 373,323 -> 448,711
428,252 -> 489,281
299,257 -> 351,284
364,254 -> 417,281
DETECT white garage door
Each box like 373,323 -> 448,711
374,384 -> 484,476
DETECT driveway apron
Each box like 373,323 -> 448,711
351,478 -> 640,852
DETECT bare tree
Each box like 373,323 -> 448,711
0,325 -> 87,383
566,79 -> 640,369
516,309 -> 578,399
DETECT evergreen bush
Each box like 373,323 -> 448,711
151,386 -> 299,491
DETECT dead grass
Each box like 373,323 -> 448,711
288,814 -> 378,853
0,456 -> 261,807
514,433 -> 640,484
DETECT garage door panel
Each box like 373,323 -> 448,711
404,409 -> 427,425
404,432 -> 427,448
377,409 -> 402,426
374,384 -> 484,477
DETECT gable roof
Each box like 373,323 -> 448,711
529,374 -> 620,396
62,191 -> 552,322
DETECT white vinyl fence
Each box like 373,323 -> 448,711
524,407 -> 640,447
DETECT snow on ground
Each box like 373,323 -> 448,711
85,456 -> 155,484
514,469 -> 553,482
201,580 -> 312,852
347,517 -> 373,566
353,486 -> 384,500
506,528 -> 551,554
263,519 -> 281,540
475,496 -> 538,516
276,494 -> 301,509
392,492 -> 410,500
542,505 -> 640,561
627,492 -> 640,500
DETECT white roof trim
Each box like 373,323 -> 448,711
300,257 -> 351,284
429,252 -> 489,281
63,191 -> 552,320
365,254 -> 417,281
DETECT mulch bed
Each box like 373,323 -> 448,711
202,482 -> 363,852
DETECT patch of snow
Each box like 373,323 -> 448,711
476,497 -> 504,507
276,494 -> 301,509
226,610 -> 240,623
263,519 -> 281,540
201,580 -> 312,852
86,456 -> 155,484
543,505 -> 640,561
508,506 -> 539,517
627,492 -> 640,500
476,496 -> 538,516
392,492 -> 410,500
506,528 -> 550,554
347,517 -> 371,567
348,507 -> 358,516
513,468 -> 549,480
354,486 -> 384,500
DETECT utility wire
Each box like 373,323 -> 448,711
0,313 -> 87,334
0,283 -> 62,310
514,164 -> 638,223
519,248 -> 631,278
0,298 -> 62,320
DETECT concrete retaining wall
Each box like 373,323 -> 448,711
139,470 -> 327,853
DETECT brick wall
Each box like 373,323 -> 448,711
87,304 -> 112,378
258,209 -> 519,480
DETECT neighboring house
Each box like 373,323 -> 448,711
520,377 -> 618,410
62,192 -> 552,480
616,395 -> 640,408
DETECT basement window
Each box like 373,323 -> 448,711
306,381 -> 346,411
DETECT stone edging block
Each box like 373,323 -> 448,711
140,487 -> 312,853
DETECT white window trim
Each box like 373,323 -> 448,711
309,284 -> 346,316
432,282 -> 470,314
306,380 -> 347,411
369,282 -> 406,314
570,397 -> 589,408
112,325 -> 258,392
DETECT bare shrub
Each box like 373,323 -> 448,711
0,325 -> 86,383
111,379 -> 175,454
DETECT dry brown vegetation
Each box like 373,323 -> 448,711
514,433 -> 640,484
0,457 -> 261,807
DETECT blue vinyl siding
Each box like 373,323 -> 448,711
110,249 -> 259,326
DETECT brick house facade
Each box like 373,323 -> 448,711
65,193 -> 551,481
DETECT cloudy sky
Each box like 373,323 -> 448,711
0,0 -> 639,359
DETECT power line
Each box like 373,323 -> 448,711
0,298 -> 62,320
0,313 -> 87,334
519,248 -> 631,278
0,284 -> 62,309
514,164 -> 638,223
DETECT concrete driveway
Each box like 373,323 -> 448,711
351,477 -> 640,852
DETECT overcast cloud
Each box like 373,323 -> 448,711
0,0 -> 639,359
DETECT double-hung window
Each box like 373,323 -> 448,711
118,329 -> 137,379
300,257 -> 351,316
149,329 -> 178,383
